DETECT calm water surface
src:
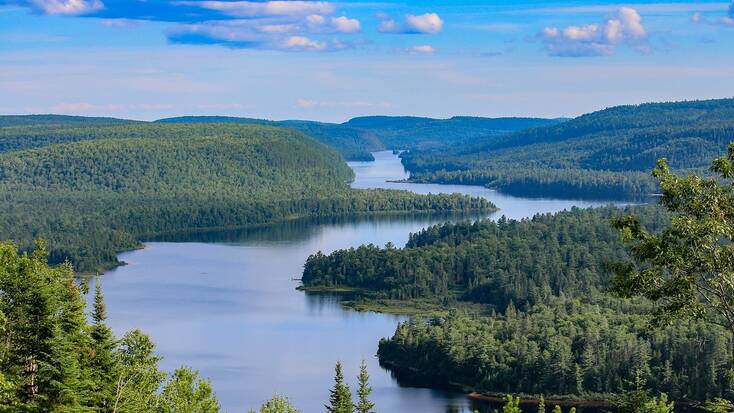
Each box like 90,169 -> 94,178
100,151 -> 628,413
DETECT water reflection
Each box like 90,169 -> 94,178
99,151 -> 634,413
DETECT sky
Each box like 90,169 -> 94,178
1,0 -> 734,122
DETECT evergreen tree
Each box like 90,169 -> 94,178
90,280 -> 118,411
326,362 -> 353,413
356,361 -> 375,413
552,405 -> 562,413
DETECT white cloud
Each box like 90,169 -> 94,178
411,44 -> 435,54
378,12 -> 444,34
306,14 -> 325,25
690,4 -> 734,28
331,16 -> 360,33
283,35 -> 326,51
691,12 -> 704,23
28,0 -> 102,15
176,1 -> 335,17
405,13 -> 443,34
542,7 -> 648,57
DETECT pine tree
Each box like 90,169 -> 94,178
90,280 -> 118,411
326,362 -> 353,413
356,361 -> 374,413
552,405 -> 562,413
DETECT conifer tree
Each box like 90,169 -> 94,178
326,362 -> 353,413
537,395 -> 545,413
90,280 -> 118,410
356,361 -> 374,413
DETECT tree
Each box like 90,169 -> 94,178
112,330 -> 164,413
326,362 -> 353,413
612,143 -> 734,357
552,405 -> 562,413
537,395 -> 545,413
501,395 -> 521,413
251,395 -> 300,413
157,367 -> 220,413
356,361 -> 375,413
90,280 -> 118,410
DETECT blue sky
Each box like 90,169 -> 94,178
1,0 -> 733,122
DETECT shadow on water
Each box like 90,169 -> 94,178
144,211 -> 490,244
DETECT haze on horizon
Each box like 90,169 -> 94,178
2,0 -> 734,122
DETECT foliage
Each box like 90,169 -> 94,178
158,367 -> 220,413
326,362 -> 354,413
0,122 -> 493,272
250,395 -> 301,413
304,206 -> 668,308
356,360 -> 375,413
403,98 -> 734,199
612,142 -> 734,350
0,241 -> 220,412
378,298 -> 731,400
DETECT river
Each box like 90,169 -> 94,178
99,151 -> 628,413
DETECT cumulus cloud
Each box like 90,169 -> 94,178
282,35 -> 326,51
331,16 -> 360,33
305,14 -> 360,33
541,7 -> 648,57
174,1 -> 334,18
379,12 -> 444,34
8,0 -> 103,15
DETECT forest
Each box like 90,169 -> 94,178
0,120 -> 493,273
157,115 -> 558,161
401,98 -> 734,199
303,204 -> 734,400
0,239 -> 387,413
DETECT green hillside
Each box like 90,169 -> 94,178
403,98 -> 734,199
0,114 -> 136,127
158,115 -> 559,161
0,123 -> 493,272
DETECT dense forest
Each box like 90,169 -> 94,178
0,239 -> 385,413
158,115 -> 559,161
301,204 -> 734,400
402,98 -> 734,199
303,206 -> 668,309
0,121 -> 493,272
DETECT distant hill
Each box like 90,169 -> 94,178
0,122 -> 493,272
0,114 -> 137,127
403,98 -> 734,199
158,115 -> 560,161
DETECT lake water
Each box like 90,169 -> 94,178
99,151 -> 628,413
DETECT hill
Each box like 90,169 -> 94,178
402,98 -> 734,199
158,115 -> 560,161
0,114 -> 137,127
0,123 -> 493,272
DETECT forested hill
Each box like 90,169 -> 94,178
0,114 -> 137,127
344,116 -> 563,151
157,116 -> 381,161
0,122 -> 494,272
302,206 -> 733,401
402,98 -> 734,199
157,115 -> 559,161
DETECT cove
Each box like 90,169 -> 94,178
99,151 -> 629,413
